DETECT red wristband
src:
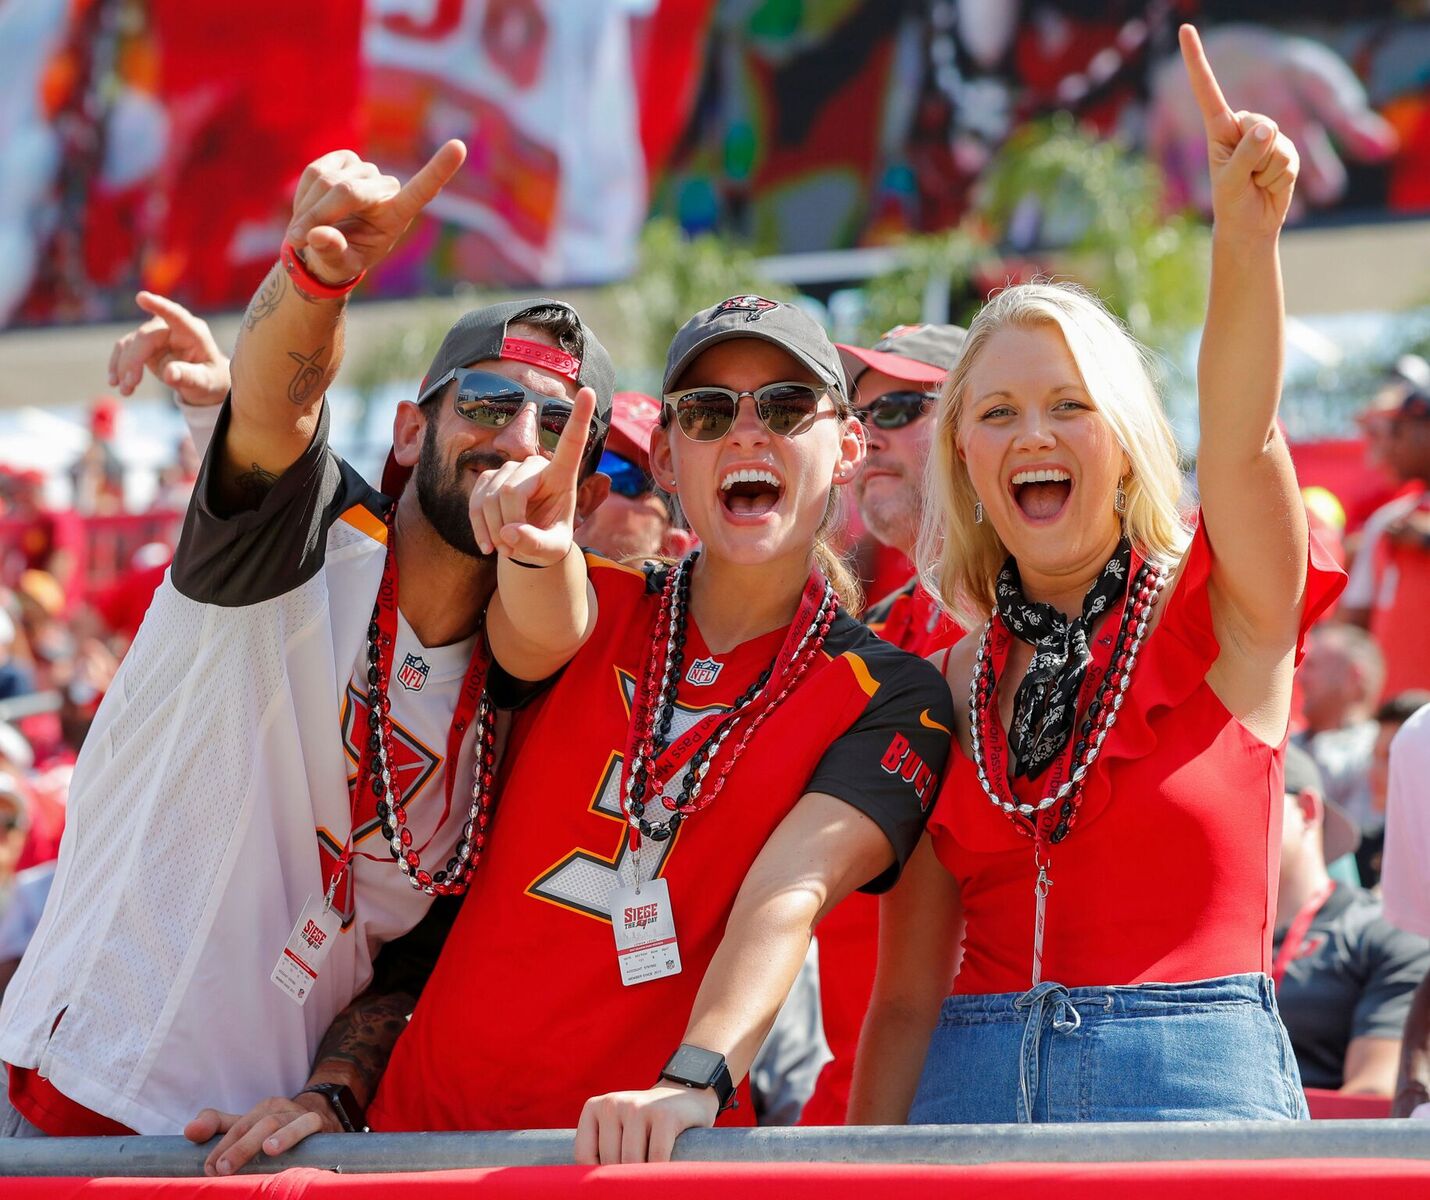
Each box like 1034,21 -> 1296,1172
280,239 -> 365,300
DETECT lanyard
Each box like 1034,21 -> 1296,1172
326,525 -> 490,908
976,563 -> 1135,985
618,567 -> 828,835
1271,881 -> 1335,988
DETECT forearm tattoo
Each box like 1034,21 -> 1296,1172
234,462 -> 279,509
311,990 -> 413,1105
243,268 -> 286,330
286,346 -> 328,406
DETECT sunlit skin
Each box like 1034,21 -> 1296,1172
852,367 -> 936,558
958,324 -> 1130,617
650,339 -> 864,642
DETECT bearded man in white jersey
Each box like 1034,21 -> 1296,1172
0,140 -> 615,1137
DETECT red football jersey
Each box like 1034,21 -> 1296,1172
368,553 -> 953,1132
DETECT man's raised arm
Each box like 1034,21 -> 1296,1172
217,141 -> 466,512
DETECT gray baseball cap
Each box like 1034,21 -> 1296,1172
383,297 -> 615,496
837,323 -> 967,391
662,296 -> 846,399
418,298 -> 616,417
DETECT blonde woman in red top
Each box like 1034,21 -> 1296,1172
850,26 -> 1343,1125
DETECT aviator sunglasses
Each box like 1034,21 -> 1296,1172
662,381 -> 829,442
854,390 -> 937,431
417,368 -> 606,454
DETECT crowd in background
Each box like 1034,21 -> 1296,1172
0,342 -> 1427,1113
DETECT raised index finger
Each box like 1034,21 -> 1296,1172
393,139 -> 468,221
549,386 -> 599,487
1178,25 -> 1235,137
136,291 -> 209,341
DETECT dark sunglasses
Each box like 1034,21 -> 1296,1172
662,382 -> 828,442
417,368 -> 606,455
854,390 -> 936,430
597,450 -> 654,498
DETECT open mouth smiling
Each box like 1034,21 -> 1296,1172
719,466 -> 784,518
1008,466 -> 1073,522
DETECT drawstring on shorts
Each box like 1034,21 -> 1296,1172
1013,981 -> 1082,1123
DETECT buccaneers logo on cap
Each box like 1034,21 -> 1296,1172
715,295 -> 778,322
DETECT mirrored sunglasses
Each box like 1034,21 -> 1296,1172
418,368 -> 605,455
662,381 -> 826,442
597,450 -> 654,498
854,390 -> 936,430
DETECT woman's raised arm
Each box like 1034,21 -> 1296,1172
1180,24 -> 1309,648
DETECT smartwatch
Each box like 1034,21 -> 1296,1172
298,1082 -> 366,1133
658,1044 -> 738,1113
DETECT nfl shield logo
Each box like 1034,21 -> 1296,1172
397,653 -> 430,692
685,657 -> 724,686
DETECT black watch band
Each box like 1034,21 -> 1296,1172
658,1044 -> 738,1114
298,1082 -> 365,1133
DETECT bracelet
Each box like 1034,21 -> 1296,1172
280,239 -> 365,300
507,545 -> 572,570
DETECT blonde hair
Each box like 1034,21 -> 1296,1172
917,282 -> 1191,629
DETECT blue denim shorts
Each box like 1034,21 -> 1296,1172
909,973 -> 1308,1124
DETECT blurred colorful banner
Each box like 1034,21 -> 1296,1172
1,0 -> 1426,328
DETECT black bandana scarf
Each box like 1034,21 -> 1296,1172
995,538 -> 1132,780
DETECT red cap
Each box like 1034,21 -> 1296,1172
604,392 -> 662,475
90,395 -> 120,440
836,324 -> 967,392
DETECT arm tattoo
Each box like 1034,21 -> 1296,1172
234,462 -> 279,509
287,346 -> 328,406
243,269 -> 286,330
311,990 -> 413,1105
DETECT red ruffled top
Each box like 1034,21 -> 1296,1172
928,516 -> 1344,994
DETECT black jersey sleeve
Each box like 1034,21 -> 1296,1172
171,395 -> 384,606
805,630 -> 954,893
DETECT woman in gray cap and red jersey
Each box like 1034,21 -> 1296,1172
358,295 -> 953,1159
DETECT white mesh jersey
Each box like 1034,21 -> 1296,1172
0,400 -> 477,1134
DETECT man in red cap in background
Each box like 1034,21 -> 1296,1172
841,324 -> 966,658
795,322 -> 967,1125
